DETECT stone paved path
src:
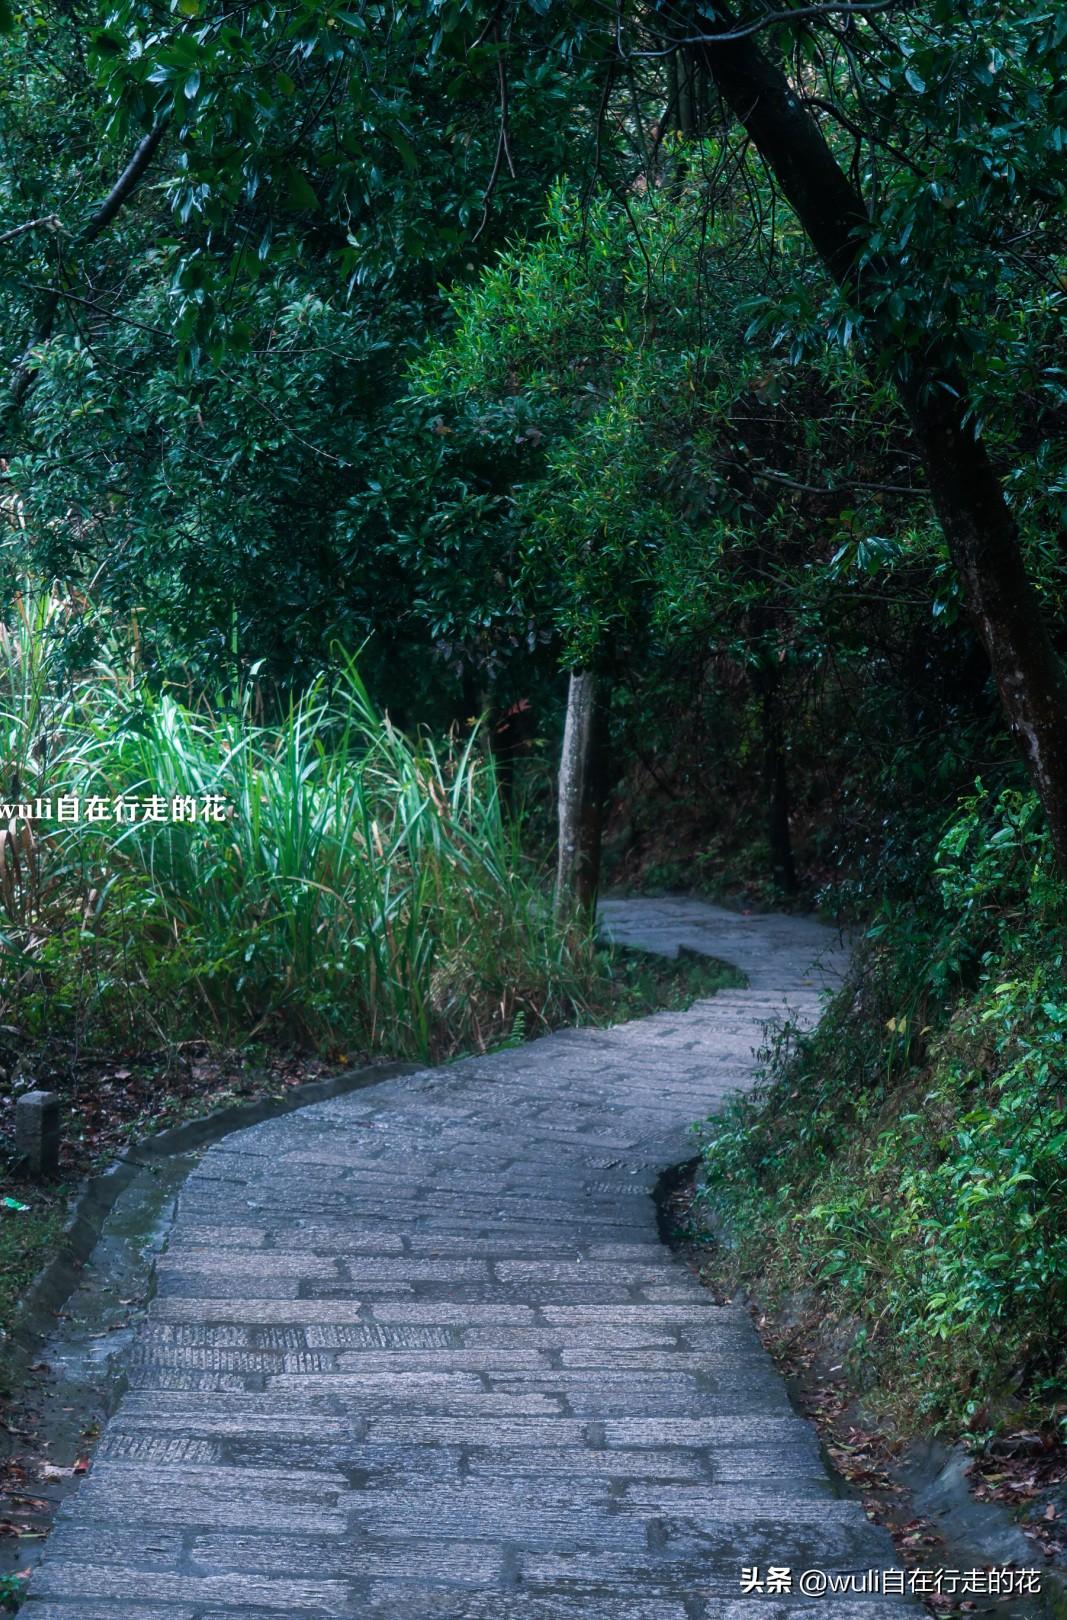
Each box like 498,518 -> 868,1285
26,900 -> 917,1618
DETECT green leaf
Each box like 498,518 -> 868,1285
92,27 -> 125,54
282,165 -> 319,212
390,132 -> 417,171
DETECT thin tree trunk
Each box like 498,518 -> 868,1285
754,670 -> 797,896
556,669 -> 609,916
490,697 -> 536,817
699,16 -> 1067,873
677,51 -> 695,137
665,45 -> 710,148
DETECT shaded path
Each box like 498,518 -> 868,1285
26,900 -> 915,1617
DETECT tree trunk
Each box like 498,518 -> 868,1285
754,670 -> 798,896
556,669 -> 609,916
664,44 -> 710,151
699,15 -> 1067,873
490,697 -> 536,817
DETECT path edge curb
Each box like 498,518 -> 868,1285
1,1057 -> 424,1371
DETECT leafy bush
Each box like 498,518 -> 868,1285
697,780 -> 1067,1438
0,1573 -> 25,1613
0,588 -> 604,1061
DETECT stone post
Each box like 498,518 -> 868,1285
15,1089 -> 60,1178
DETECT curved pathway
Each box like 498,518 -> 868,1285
26,900 -> 915,1618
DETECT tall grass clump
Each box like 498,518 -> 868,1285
0,586 -> 601,1060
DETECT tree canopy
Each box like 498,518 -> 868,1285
2,0 -> 1065,869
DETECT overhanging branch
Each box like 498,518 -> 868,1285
7,120 -> 168,415
0,215 -> 65,249
621,0 -> 908,55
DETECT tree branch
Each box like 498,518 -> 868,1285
752,464 -> 924,496
622,0 -> 908,56
473,28 -> 514,242
8,120 -> 168,413
0,215 -> 65,248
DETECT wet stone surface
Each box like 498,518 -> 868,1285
22,900 -> 920,1616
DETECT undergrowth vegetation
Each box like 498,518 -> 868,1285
698,783 -> 1067,1441
0,589 -> 607,1062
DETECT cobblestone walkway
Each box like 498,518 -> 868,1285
26,900 -> 917,1618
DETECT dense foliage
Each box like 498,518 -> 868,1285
0,0 -> 588,699
699,785 -> 1067,1434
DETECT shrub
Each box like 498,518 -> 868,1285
697,781 -> 1067,1438
0,586 -> 602,1060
